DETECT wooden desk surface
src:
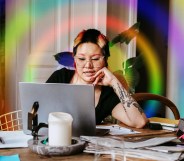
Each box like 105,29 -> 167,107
0,125 -> 177,161
121,124 -> 176,138
0,148 -> 157,161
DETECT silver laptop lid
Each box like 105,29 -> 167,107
19,82 -> 96,137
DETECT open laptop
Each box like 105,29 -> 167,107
19,82 -> 96,137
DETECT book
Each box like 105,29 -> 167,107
149,117 -> 179,127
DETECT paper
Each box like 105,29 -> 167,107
81,135 -> 176,149
84,148 -> 182,161
124,148 -> 182,161
96,124 -> 140,135
162,126 -> 178,131
81,136 -> 181,161
124,136 -> 177,149
145,145 -> 184,153
0,154 -> 20,161
0,131 -> 32,148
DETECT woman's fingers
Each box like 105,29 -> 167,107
93,71 -> 105,85
92,72 -> 104,85
92,67 -> 114,85
93,69 -> 104,78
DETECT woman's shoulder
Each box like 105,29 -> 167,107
54,68 -> 75,74
46,68 -> 75,83
52,68 -> 75,79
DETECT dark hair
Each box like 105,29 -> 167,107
73,29 -> 110,66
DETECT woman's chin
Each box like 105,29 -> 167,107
83,77 -> 94,84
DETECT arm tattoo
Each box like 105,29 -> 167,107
113,83 -> 143,114
133,102 -> 144,114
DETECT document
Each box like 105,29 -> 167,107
96,124 -> 140,135
81,135 -> 176,149
124,136 -> 177,149
145,145 -> 184,153
161,126 -> 178,131
82,136 -> 181,161
124,148 -> 182,161
0,131 -> 32,148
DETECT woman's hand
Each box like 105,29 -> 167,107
92,67 -> 117,86
92,68 -> 148,128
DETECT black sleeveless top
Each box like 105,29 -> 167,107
46,68 -> 120,124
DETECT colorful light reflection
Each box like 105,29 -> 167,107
4,1 -> 180,117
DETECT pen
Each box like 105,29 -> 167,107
112,125 -> 135,132
0,137 -> 5,144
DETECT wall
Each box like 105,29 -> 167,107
5,0 -> 108,111
167,0 -> 184,118
0,0 -> 5,115
4,0 -> 137,112
135,0 -> 169,118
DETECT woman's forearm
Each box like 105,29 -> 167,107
91,67 -> 148,127
111,77 -> 148,127
112,79 -> 143,113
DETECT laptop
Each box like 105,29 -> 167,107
19,82 -> 96,137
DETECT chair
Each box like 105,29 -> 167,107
0,110 -> 22,131
132,93 -> 180,120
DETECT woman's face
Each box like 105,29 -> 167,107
74,42 -> 105,84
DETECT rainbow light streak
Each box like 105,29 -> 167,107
136,35 -> 163,117
169,7 -> 184,117
106,14 -> 163,117
138,0 -> 169,36
4,1 -> 172,117
5,4 -> 30,80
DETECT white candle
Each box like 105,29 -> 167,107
48,112 -> 73,147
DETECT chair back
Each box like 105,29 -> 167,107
0,110 -> 22,131
132,93 -> 180,120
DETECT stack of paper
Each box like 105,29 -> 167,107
149,117 -> 179,131
81,136 -> 183,161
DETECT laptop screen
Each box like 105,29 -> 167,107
19,82 -> 96,137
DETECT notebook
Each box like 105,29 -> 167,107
19,82 -> 96,137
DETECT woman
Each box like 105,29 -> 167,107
46,29 -> 148,128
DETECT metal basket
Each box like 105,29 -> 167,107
0,110 -> 22,131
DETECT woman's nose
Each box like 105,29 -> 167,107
84,60 -> 93,68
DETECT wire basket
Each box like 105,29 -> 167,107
0,110 -> 22,131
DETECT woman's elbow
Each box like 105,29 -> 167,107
135,117 -> 149,128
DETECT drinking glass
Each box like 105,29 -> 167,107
94,137 -> 125,161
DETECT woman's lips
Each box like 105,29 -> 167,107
83,71 -> 95,77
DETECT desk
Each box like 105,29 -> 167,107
0,125 -> 176,161
0,148 -> 159,161
122,124 -> 176,138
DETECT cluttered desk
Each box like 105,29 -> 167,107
1,83 -> 184,160
0,120 -> 184,161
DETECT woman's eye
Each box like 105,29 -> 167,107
78,58 -> 85,61
92,58 -> 100,61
